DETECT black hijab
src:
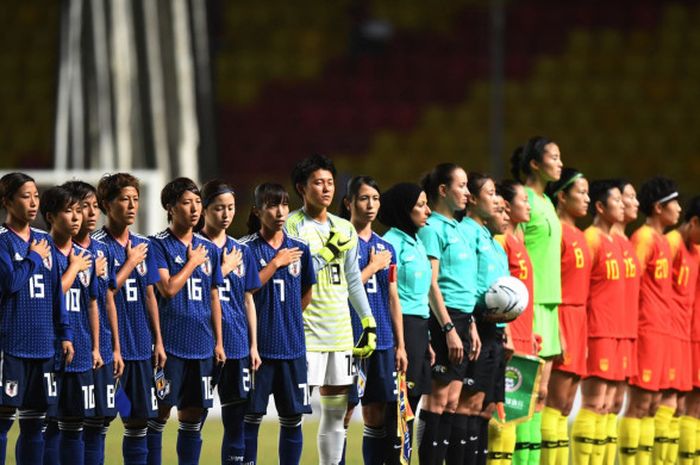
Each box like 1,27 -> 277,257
378,183 -> 423,239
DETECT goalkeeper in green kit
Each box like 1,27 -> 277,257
286,155 -> 377,465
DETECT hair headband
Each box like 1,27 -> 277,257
552,172 -> 583,196
203,187 -> 235,208
656,191 -> 678,204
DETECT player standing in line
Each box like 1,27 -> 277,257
568,181 -> 625,465
379,182 -> 434,462
338,176 -> 408,465
148,178 -> 226,465
240,183 -> 315,465
197,180 -> 262,465
0,173 -> 74,465
686,199 -> 700,465
285,155 -> 377,465
664,196 -> 700,465
543,168 -> 591,465
414,163 -> 478,465
510,137 -> 563,465
63,181 -> 123,465
623,177 -> 681,465
93,173 -> 166,465
41,185 -> 103,465
459,172 -> 509,465
611,180 -> 640,465
492,180 -> 536,465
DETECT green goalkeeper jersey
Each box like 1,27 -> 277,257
285,209 -> 372,352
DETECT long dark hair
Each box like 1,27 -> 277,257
247,183 -> 290,234
420,163 -> 460,206
338,175 -> 381,220
0,172 -> 35,209
510,136 -> 554,183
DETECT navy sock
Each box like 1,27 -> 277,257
123,427 -> 148,465
43,418 -> 60,465
0,412 -> 15,465
221,403 -> 246,464
363,424 -> 387,465
446,413 -> 469,465
146,419 -> 166,465
16,411 -> 45,465
279,415 -> 303,465
463,415 -> 481,465
83,417 -> 104,465
176,421 -> 203,465
58,420 -> 84,465
418,409 -> 442,465
243,414 -> 262,464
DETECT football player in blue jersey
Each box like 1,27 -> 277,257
339,176 -> 408,465
0,173 -> 74,465
149,178 -> 225,465
94,172 -> 166,464
197,180 -> 262,465
64,181 -> 123,465
41,185 -> 103,465
240,183 -> 316,465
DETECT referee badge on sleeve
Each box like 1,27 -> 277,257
154,367 -> 170,400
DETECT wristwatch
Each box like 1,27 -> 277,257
441,322 -> 455,333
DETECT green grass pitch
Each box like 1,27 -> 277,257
6,418 -> 366,464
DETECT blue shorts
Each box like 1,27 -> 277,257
161,354 -> 215,410
248,357 -> 311,416
217,357 -> 251,406
348,349 -> 398,406
93,362 -> 117,417
48,370 -> 96,418
0,353 -> 57,410
116,359 -> 158,420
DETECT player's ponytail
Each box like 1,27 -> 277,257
421,163 -> 460,206
0,172 -> 35,209
510,136 -> 553,183
510,146 -> 525,183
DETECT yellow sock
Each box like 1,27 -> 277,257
502,423 -> 517,465
640,416 -> 656,465
695,418 -> 700,465
542,407 -> 562,465
666,416 -> 680,465
558,413 -> 570,465
619,417 -> 642,465
653,406 -> 676,465
592,412 -> 609,465
679,416 -> 696,465
490,422 -> 506,465
605,413 -> 618,465
572,408 -> 598,465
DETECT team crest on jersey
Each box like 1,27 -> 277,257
233,260 -> 245,278
136,260 -> 148,276
599,358 -> 609,372
4,380 -> 18,398
288,259 -> 301,277
200,258 -> 212,276
78,267 -> 91,288
43,253 -> 52,270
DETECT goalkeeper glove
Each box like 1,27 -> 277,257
353,315 -> 377,359
318,228 -> 353,262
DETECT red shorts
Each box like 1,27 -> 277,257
692,341 -> 700,389
513,337 -> 534,356
552,304 -> 587,376
586,337 -> 625,381
619,338 -> 638,379
629,331 -> 668,391
665,338 -> 692,392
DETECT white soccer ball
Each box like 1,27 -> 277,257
483,275 -> 529,323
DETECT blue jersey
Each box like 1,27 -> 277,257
0,226 -> 72,359
151,229 -> 224,359
350,233 -> 396,350
93,228 -> 160,361
240,232 -> 316,360
211,235 -> 261,359
56,244 -> 99,373
85,237 -> 117,364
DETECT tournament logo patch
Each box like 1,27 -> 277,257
599,358 -> 609,372
288,259 -> 301,277
43,253 -> 52,270
136,260 -> 148,276
154,367 -> 170,400
200,258 -> 212,276
504,365 -> 523,393
78,268 -> 91,288
669,368 -> 676,381
4,380 -> 18,398
642,369 -> 652,383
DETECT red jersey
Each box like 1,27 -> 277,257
614,233 -> 641,339
584,226 -> 626,337
631,225 -> 673,336
496,233 -> 534,352
561,223 -> 591,306
667,230 -> 700,341
693,245 -> 700,342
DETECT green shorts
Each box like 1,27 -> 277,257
533,303 -> 561,358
